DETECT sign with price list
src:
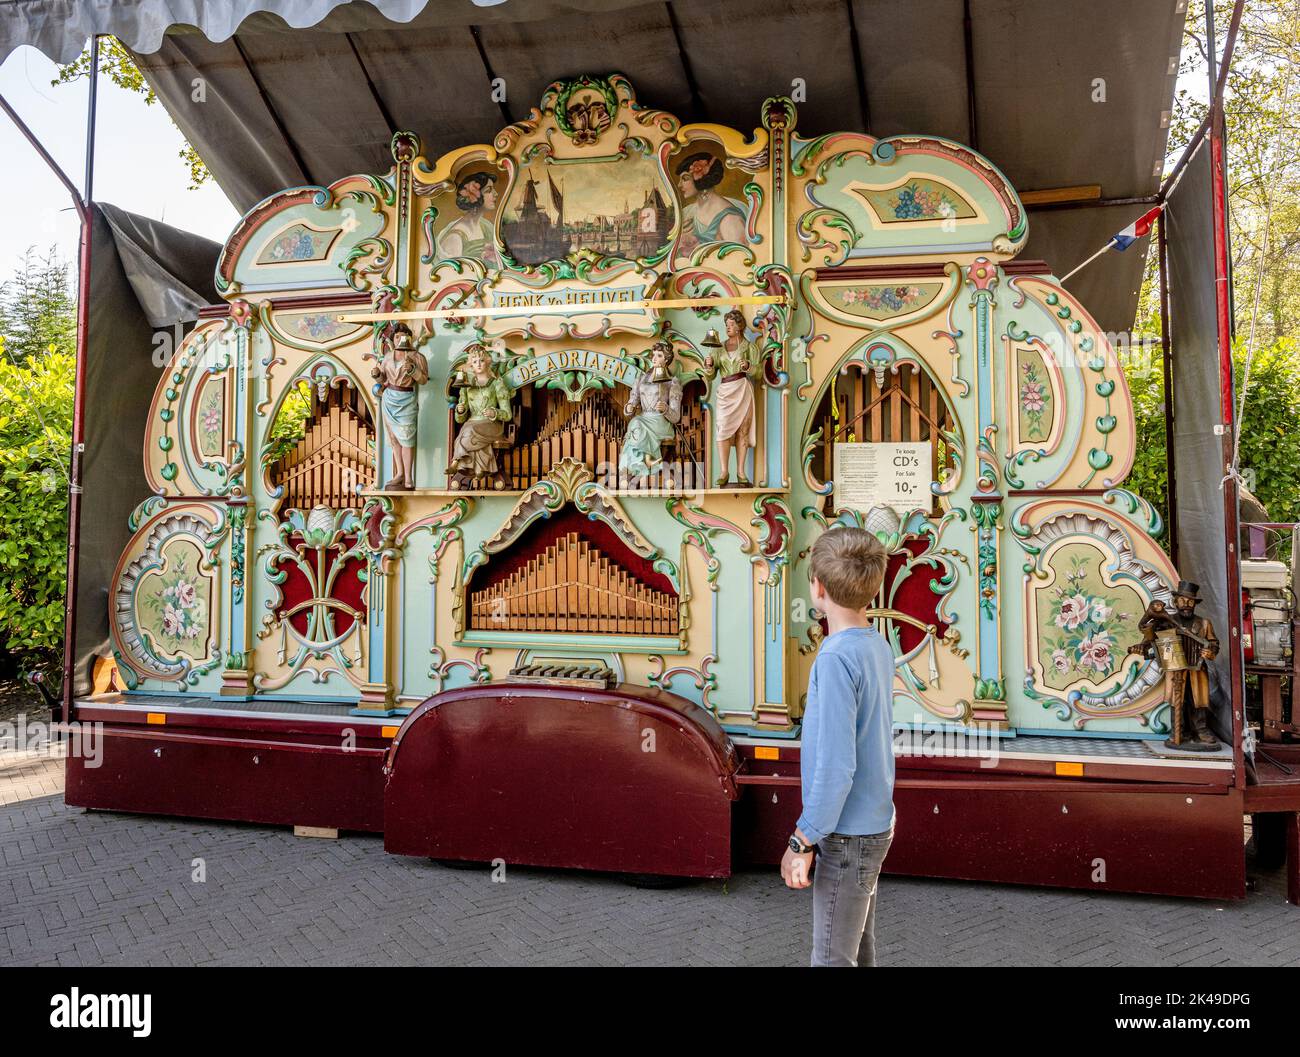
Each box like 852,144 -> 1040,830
832,442 -> 930,514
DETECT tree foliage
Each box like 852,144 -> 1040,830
1127,0 -> 1300,539
0,248 -> 76,364
0,247 -> 75,667
0,338 -> 72,660
1123,334 -> 1300,533
1123,347 -> 1172,535
54,37 -> 212,190
1234,336 -> 1300,522
266,381 -> 313,465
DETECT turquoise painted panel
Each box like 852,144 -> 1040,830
229,190 -> 388,292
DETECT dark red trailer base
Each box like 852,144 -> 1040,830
67,698 -> 390,832
68,690 -> 1269,901
732,737 -> 1248,901
383,683 -> 740,878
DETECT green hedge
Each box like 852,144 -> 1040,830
0,341 -> 72,664
1124,336 -> 1300,550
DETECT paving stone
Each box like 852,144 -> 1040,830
3,746 -> 1299,965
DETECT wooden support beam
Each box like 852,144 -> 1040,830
338,294 -> 786,323
1019,184 -> 1102,207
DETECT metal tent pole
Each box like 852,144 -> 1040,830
1157,213 -> 1177,568
61,34 -> 100,723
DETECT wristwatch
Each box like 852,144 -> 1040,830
788,834 -> 815,855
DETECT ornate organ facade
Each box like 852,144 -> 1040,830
107,74 -> 1180,740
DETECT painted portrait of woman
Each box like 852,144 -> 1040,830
674,151 -> 749,256
439,172 -> 501,268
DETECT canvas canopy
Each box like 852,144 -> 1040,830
1,0 -> 1189,333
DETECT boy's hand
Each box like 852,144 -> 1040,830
781,846 -> 814,889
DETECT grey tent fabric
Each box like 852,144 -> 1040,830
0,0 -> 1187,332
1020,204 -> 1154,336
100,202 -> 220,326
0,0 -> 659,64
1166,138 -> 1236,741
74,203 -> 220,695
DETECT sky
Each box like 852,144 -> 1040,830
0,44 -> 239,277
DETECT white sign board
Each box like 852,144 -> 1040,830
832,442 -> 930,514
480,277 -> 656,339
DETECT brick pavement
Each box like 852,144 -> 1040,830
0,743 -> 65,807
1,740 -> 1297,967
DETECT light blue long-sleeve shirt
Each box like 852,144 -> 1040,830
796,626 -> 896,843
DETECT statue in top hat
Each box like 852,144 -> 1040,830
1127,581 -> 1220,750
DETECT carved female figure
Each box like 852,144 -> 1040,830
373,323 -> 429,491
675,152 -> 748,256
619,339 -> 683,480
440,173 -> 501,267
705,309 -> 759,487
449,343 -> 513,490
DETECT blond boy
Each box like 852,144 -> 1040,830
781,527 -> 896,966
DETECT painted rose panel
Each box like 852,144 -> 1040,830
859,178 -> 977,223
1017,348 -> 1053,443
1036,545 -> 1141,692
257,224 -> 339,264
137,538 -> 211,663
195,376 -> 225,459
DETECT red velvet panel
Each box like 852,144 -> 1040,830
273,533 -> 367,637
469,505 -> 676,597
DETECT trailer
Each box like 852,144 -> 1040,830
56,70 -> 1256,900
2,0 -> 1295,903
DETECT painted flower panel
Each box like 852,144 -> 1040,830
1017,355 -> 1053,443
258,224 -> 337,264
137,539 -> 211,663
829,282 -> 942,321
1037,548 -> 1138,691
195,379 -> 224,458
859,179 -> 977,224
282,313 -> 355,342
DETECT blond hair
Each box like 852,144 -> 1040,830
808,527 -> 887,610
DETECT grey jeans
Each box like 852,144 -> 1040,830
811,827 -> 894,966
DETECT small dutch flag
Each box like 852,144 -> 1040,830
1060,203 -> 1165,283
1110,204 -> 1165,251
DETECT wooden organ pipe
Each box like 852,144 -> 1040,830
469,531 -> 678,636
491,386 -> 706,491
269,382 -> 376,509
816,363 -> 952,514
